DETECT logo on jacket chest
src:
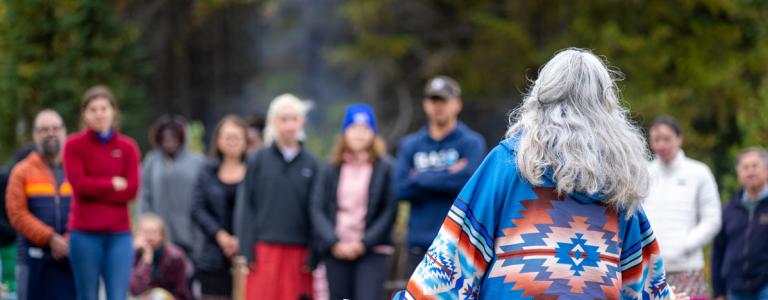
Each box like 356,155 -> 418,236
413,149 -> 459,171
300,168 -> 313,178
760,213 -> 768,225
111,149 -> 122,158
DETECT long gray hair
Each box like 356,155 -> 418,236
507,48 -> 650,213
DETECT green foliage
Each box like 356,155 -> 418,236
331,0 -> 768,200
0,0 -> 148,161
305,100 -> 354,162
1,0 -> 766,202
191,0 -> 260,25
186,120 -> 207,156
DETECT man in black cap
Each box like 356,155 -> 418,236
394,75 -> 486,274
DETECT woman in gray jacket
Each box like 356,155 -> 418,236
139,115 -> 205,254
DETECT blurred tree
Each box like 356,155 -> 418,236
330,0 -> 768,199
121,0 -> 353,158
2,0 -> 765,200
0,0 -> 148,160
560,0 -> 768,199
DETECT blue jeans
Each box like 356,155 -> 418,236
15,263 -> 27,300
729,283 -> 768,300
69,231 -> 133,300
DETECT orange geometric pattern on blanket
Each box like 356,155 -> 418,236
491,189 -> 557,297
489,187 -> 622,299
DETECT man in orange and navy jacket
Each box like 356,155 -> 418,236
6,110 -> 76,300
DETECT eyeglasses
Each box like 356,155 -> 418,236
34,125 -> 64,134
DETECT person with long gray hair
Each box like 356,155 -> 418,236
394,48 -> 673,299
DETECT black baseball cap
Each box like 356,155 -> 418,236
424,75 -> 461,100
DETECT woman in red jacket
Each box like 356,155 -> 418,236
63,85 -> 140,300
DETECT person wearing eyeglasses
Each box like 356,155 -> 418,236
6,109 -> 75,300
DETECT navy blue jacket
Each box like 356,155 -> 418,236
712,190 -> 768,296
6,152 -> 75,300
395,122 -> 485,247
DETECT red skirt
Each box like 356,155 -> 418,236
246,242 -> 313,300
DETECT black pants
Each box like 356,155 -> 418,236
26,253 -> 76,300
325,253 -> 390,300
197,270 -> 232,297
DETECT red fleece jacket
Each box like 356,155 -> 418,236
63,129 -> 140,232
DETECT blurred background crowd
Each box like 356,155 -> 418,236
0,1 -> 767,300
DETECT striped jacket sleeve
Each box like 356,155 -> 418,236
5,162 -> 55,246
619,208 -> 672,300
394,145 -> 515,300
